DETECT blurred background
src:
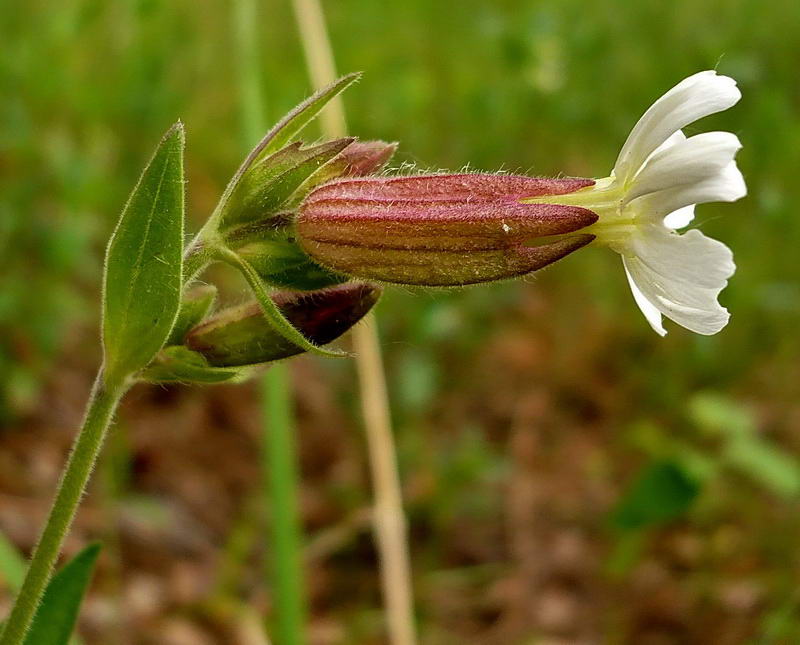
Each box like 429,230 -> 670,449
1,0 -> 799,643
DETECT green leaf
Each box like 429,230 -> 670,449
610,460 -> 700,531
23,543 -> 102,645
102,122 -> 185,383
725,437 -> 800,498
0,530 -> 26,591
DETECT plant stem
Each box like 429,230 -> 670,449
289,2 -> 418,643
262,367 -> 306,645
232,1 -> 307,642
0,372 -> 127,645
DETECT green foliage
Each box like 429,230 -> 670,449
689,393 -> 800,498
23,543 -> 101,645
610,460 -> 701,531
102,123 -> 185,384
0,532 -> 26,592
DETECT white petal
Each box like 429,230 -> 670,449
613,71 -> 741,182
623,258 -> 666,335
622,226 -> 735,335
625,132 -> 742,203
632,161 -> 747,221
646,131 -> 689,229
663,205 -> 696,229
649,129 -> 686,160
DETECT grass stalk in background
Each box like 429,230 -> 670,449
289,1 -> 418,643
261,369 -> 306,645
233,1 -> 307,642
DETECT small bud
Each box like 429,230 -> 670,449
185,283 -> 380,366
306,140 -> 398,190
296,174 -> 598,286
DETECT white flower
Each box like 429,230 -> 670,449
527,71 -> 746,335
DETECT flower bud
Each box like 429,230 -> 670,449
296,174 -> 598,286
185,283 -> 380,366
308,140 -> 398,188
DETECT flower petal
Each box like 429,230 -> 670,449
632,161 -> 747,222
613,71 -> 741,182
623,258 -> 666,335
648,129 -> 686,159
625,131 -> 742,203
663,205 -> 696,230
622,225 -> 735,335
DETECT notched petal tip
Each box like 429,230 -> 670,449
623,227 -> 734,336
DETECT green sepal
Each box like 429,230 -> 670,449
291,140 -> 398,203
217,248 -> 346,358
221,138 -> 355,229
23,543 -> 102,645
102,122 -> 185,384
258,72 -> 360,157
205,73 -> 361,237
226,221 -> 346,291
139,346 -> 248,384
165,284 -> 218,346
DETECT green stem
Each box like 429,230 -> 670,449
262,366 -> 306,645
0,372 -> 127,645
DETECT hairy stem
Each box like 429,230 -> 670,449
290,1 -> 417,643
0,372 -> 127,645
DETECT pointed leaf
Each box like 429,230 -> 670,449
102,123 -> 185,383
23,543 -> 102,645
